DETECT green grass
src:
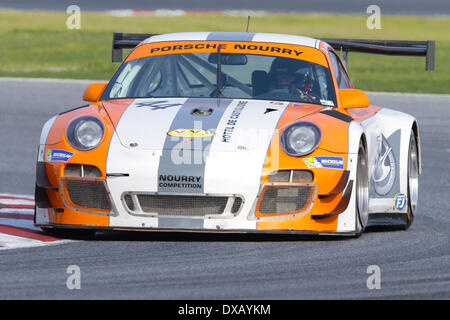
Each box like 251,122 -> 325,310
1,10 -> 449,93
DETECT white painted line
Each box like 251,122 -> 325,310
0,193 -> 74,250
0,208 -> 34,213
0,198 -> 35,205
0,82 -> 449,98
106,9 -> 268,17
366,91 -> 450,98
0,192 -> 35,200
0,233 -> 72,250
223,10 -> 266,16
107,9 -> 134,17
0,233 -> 46,249
0,77 -> 104,84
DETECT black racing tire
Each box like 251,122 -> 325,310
354,140 -> 369,238
401,131 -> 419,230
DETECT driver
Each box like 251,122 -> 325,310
268,57 -> 317,102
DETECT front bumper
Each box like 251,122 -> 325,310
35,152 -> 359,234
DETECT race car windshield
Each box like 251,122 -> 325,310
103,52 -> 337,107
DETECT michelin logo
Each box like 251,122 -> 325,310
46,149 -> 74,162
303,156 -> 344,169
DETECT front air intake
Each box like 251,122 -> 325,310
122,193 -> 244,217
256,185 -> 315,216
64,164 -> 102,177
61,178 -> 111,212
268,170 -> 314,182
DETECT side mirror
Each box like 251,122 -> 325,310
339,89 -> 370,109
83,83 -> 107,102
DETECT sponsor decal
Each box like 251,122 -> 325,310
303,156 -> 344,169
149,43 -> 302,57
372,134 -> 396,196
151,43 -> 227,54
168,129 -> 215,138
45,149 -> 74,162
320,99 -> 335,107
233,44 -> 302,56
222,101 -> 246,143
158,174 -> 202,189
394,193 -> 408,211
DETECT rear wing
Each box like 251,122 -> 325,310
111,32 -> 435,71
112,32 -> 155,62
322,39 -> 435,71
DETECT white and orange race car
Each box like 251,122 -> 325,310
34,32 -> 435,237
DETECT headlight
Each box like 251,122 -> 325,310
281,122 -> 321,156
66,116 -> 104,151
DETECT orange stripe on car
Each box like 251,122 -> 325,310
125,41 -> 329,67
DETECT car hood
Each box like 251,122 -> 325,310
102,97 -> 320,152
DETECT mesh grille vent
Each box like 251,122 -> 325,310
258,185 -> 314,215
64,180 -> 110,210
123,194 -> 244,217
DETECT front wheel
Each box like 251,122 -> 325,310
401,131 -> 419,230
354,140 -> 369,238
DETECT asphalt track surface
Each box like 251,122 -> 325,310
0,78 -> 449,299
1,0 -> 450,15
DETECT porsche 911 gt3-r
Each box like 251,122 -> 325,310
34,32 -> 434,237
